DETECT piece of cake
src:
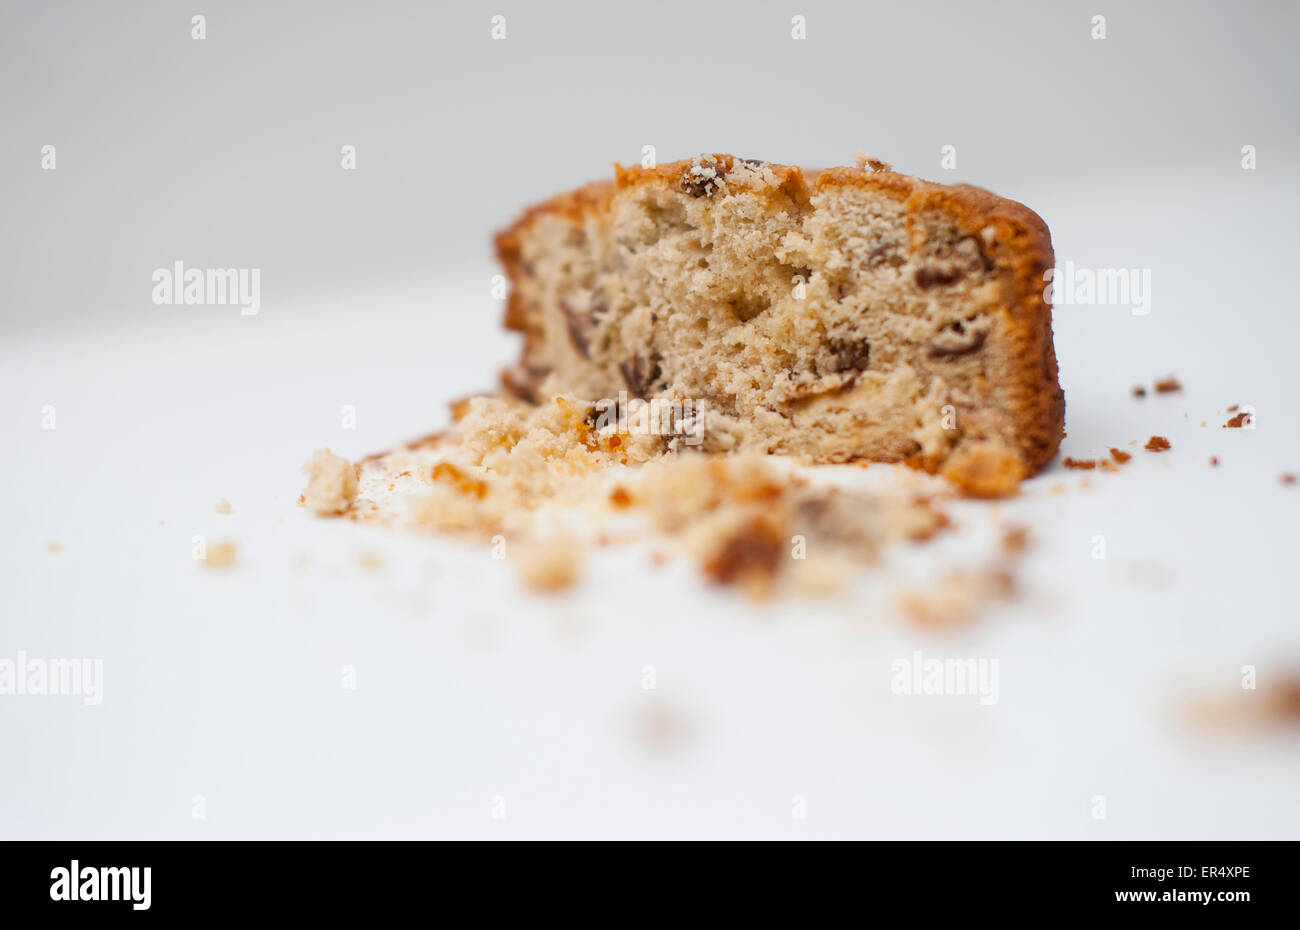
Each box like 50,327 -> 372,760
495,154 -> 1064,478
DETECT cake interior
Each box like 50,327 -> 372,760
502,158 -> 1030,464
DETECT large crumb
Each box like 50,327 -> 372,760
302,448 -> 359,516
1144,435 -> 1171,452
939,444 -> 1024,499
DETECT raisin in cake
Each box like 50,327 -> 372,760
495,154 -> 1064,478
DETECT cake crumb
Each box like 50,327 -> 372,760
518,539 -> 581,592
1001,526 -> 1030,555
1224,411 -> 1252,428
609,486 -> 632,508
204,540 -> 238,567
699,513 -> 784,597
1132,386 -> 1146,398
215,498 -> 232,514
356,550 -> 386,572
45,540 -> 62,555
301,449 -> 359,516
1281,473 -> 1297,486
940,444 -> 1024,499
1210,456 -> 1220,467
1154,376 -> 1182,393
1144,436 -> 1171,452
1109,447 -> 1131,464
852,150 -> 892,172
899,568 -> 1015,628
1062,457 -> 1096,470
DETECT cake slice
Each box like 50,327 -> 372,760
494,154 -> 1064,483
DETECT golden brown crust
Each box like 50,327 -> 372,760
494,155 -> 1064,475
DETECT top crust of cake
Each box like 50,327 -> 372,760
495,154 -> 1064,476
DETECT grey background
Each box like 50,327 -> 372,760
3,0 -> 1297,336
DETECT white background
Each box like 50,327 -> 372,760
2,1 -> 1297,838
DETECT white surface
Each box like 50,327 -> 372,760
3,173 -> 1299,840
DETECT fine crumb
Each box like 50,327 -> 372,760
1001,526 -> 1030,555
1062,457 -> 1097,470
1210,456 -> 1220,467
1109,447 -> 1131,464
204,540 -> 238,567
517,539 -> 581,592
940,444 -> 1024,499
1200,421 -> 1206,428
1154,376 -> 1182,393
609,486 -> 632,508
215,498 -> 232,514
1223,411 -> 1252,428
1281,473 -> 1297,486
852,150 -> 892,172
1144,436 -> 1171,452
355,550 -> 386,573
1132,386 -> 1146,398
898,567 -> 1015,628
45,540 -> 62,555
631,700 -> 692,753
301,448 -> 359,516
1227,404 -> 1239,412
791,556 -> 850,596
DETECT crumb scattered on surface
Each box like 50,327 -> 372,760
899,568 -> 1015,628
1224,412 -> 1252,428
356,550 -> 386,572
1154,376 -> 1182,393
609,486 -> 632,508
204,540 -> 238,567
852,150 -> 892,172
1227,404 -> 1239,412
517,538 -> 581,592
302,449 -> 359,516
1144,435 -> 1171,452
1062,457 -> 1096,470
1132,386 -> 1146,398
632,700 -> 692,752
1185,674 -> 1300,732
1001,526 -> 1029,555
215,498 -> 232,514
45,540 -> 62,555
940,443 -> 1023,499
1281,473 -> 1297,486
1210,456 -> 1220,467
1109,448 -> 1131,464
